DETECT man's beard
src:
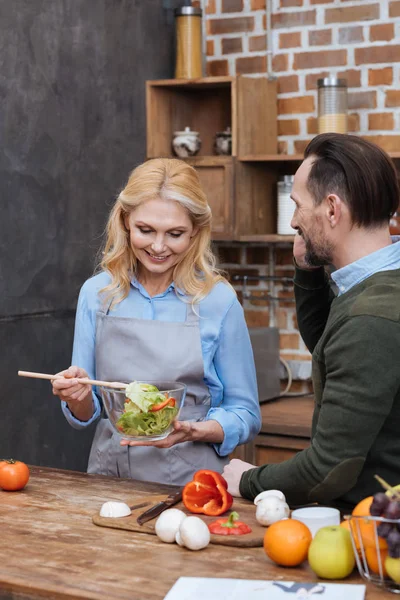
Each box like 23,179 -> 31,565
304,233 -> 334,267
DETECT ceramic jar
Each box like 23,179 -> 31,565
172,127 -> 201,158
214,127 -> 232,155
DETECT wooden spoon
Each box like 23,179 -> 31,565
18,370 -> 128,389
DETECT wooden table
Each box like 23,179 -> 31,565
0,466 -> 392,599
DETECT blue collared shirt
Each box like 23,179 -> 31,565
61,273 -> 261,456
331,236 -> 400,296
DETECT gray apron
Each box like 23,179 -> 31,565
87,298 -> 228,485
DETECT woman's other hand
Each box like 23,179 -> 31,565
120,418 -> 224,448
52,366 -> 94,421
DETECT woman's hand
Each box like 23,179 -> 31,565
52,366 -> 94,422
120,419 -> 224,448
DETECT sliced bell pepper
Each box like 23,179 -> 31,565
208,511 -> 252,536
182,469 -> 233,516
150,397 -> 176,412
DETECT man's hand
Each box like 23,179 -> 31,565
222,458 -> 256,497
293,233 -> 320,270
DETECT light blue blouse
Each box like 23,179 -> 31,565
61,272 -> 262,456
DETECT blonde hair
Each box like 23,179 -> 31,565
99,158 -> 228,308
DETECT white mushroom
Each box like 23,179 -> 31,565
176,516 -> 210,551
175,530 -> 184,546
155,509 -> 187,543
99,501 -> 132,518
254,489 -> 286,505
255,495 -> 290,526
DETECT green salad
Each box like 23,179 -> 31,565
116,382 -> 178,437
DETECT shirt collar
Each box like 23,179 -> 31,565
130,277 -> 185,298
331,236 -> 400,295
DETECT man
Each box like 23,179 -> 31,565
224,133 -> 400,512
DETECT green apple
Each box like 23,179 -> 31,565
308,526 -> 356,580
385,556 -> 400,583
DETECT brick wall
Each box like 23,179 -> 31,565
214,242 -> 313,392
194,0 -> 400,155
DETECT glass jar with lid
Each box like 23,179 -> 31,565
277,175 -> 296,235
175,6 -> 203,79
318,77 -> 348,134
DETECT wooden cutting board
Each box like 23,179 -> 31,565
92,493 -> 266,547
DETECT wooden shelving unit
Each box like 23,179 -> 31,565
146,76 -> 284,241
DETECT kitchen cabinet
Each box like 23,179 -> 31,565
232,395 -> 314,465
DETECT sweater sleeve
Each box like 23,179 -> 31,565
240,315 -> 400,506
294,265 -> 335,353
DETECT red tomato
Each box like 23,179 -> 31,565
0,459 -> 30,491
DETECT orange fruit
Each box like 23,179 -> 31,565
352,496 -> 387,549
263,518 -> 312,567
365,545 -> 389,577
340,519 -> 361,554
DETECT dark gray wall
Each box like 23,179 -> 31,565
0,0 -> 177,470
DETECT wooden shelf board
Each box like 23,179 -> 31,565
237,235 -> 295,243
213,235 -> 295,243
239,154 -> 303,162
240,152 -> 400,162
147,76 -> 234,89
146,155 -> 233,164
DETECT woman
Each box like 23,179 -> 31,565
52,158 -> 261,485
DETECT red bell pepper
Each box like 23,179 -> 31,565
150,397 -> 176,412
182,470 -> 233,516
208,511 -> 252,536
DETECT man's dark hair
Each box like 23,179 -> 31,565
304,133 -> 400,228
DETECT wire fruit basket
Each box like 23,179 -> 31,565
346,515 -> 400,594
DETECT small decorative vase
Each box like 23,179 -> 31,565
172,127 -> 201,158
214,127 -> 232,156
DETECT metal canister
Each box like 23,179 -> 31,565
174,6 -> 203,80
317,77 -> 348,134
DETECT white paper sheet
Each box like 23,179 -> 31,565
164,577 -> 366,600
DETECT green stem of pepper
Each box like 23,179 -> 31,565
220,511 -> 239,528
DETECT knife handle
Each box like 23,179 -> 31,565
137,501 -> 164,526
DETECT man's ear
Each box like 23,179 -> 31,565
326,194 -> 342,227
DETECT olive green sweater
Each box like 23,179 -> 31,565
240,267 -> 400,513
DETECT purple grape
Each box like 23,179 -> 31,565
388,542 -> 400,559
387,528 -> 400,547
370,493 -> 390,516
377,522 -> 393,538
384,501 -> 400,520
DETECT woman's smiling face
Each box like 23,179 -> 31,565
126,198 -> 197,279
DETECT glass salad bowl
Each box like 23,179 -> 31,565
99,380 -> 187,441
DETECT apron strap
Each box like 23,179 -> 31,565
98,297 -> 113,316
185,302 -> 200,324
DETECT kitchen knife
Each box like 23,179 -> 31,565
136,489 -> 183,525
